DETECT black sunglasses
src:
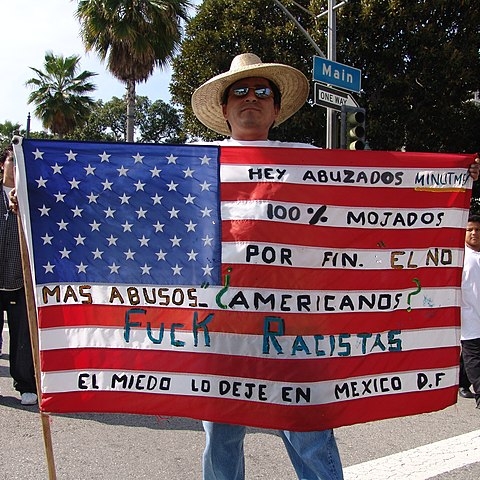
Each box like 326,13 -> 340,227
231,87 -> 273,99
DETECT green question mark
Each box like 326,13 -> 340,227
406,278 -> 422,312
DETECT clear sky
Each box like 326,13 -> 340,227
1,0 -> 198,132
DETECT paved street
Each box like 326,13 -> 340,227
1,321 -> 480,479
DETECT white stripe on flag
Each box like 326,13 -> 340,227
221,201 -> 467,229
220,164 -> 470,190
41,367 -> 458,405
222,242 -> 464,269
35,284 -> 461,313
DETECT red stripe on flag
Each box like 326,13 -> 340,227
40,346 -> 459,383
39,387 -> 458,431
219,146 -> 474,169
222,182 -> 470,209
222,221 -> 467,249
218,264 -> 462,290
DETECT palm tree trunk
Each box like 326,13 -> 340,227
126,80 -> 136,142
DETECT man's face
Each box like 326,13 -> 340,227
465,221 -> 480,251
222,77 -> 280,141
1,151 -> 15,187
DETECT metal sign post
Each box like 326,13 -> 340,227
326,0 -> 336,149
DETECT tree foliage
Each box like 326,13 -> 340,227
70,98 -> 124,141
171,0 -> 480,153
76,0 -> 192,141
70,95 -> 184,143
137,99 -> 186,143
312,0 -> 480,152
25,51 -> 97,137
0,121 -> 23,152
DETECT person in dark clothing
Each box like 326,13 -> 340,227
459,352 -> 474,398
0,146 -> 37,405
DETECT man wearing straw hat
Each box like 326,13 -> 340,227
192,53 -> 344,480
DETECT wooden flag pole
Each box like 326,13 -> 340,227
17,206 -> 57,480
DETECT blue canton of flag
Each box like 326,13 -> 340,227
19,139 -> 221,286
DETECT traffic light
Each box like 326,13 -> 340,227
340,106 -> 366,150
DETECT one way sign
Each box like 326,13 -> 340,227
313,83 -> 358,111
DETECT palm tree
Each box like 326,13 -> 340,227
25,52 -> 97,138
0,121 -> 23,151
75,0 -> 192,142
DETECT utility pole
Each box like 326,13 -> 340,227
26,113 -> 31,138
317,0 -> 349,148
326,1 -> 337,148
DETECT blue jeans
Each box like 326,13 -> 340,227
202,422 -> 343,480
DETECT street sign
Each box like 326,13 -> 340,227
313,83 -> 358,111
313,56 -> 362,93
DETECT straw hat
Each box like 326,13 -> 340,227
191,53 -> 309,136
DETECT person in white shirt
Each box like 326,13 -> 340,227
191,52 -> 343,480
461,214 -> 480,409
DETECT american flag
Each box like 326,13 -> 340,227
13,138 -> 474,431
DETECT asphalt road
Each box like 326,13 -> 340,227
1,322 -> 480,479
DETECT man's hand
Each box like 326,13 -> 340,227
9,187 -> 18,214
469,154 -> 480,181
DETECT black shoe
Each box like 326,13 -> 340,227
459,387 -> 475,399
